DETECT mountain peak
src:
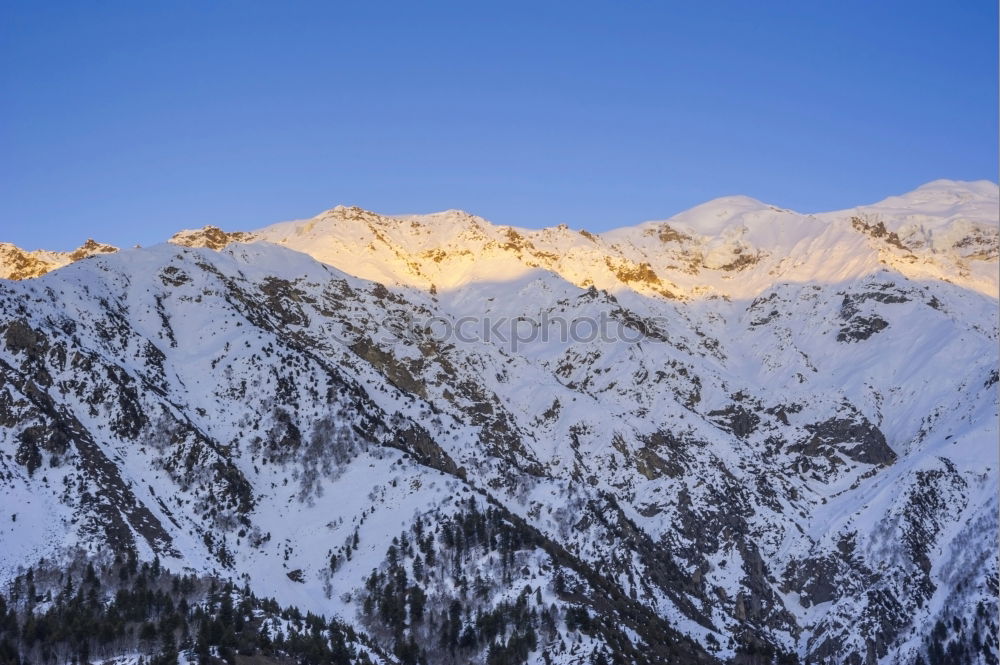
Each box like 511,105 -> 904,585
68,238 -> 117,261
911,178 -> 998,195
170,225 -> 257,250
864,179 -> 1000,218
656,194 -> 788,237
0,238 -> 118,280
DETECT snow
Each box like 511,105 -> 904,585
0,179 -> 996,664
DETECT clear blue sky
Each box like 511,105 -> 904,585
1,1 -> 997,250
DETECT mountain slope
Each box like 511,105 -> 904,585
0,180 -> 997,665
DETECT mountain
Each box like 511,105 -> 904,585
0,180 -> 997,665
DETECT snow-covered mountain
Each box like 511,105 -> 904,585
0,180 -> 997,664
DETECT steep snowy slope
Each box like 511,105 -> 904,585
0,180 -> 997,665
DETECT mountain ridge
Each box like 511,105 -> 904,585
4,180 -> 997,296
0,180 -> 996,664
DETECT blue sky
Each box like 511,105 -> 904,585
1,1 -> 997,249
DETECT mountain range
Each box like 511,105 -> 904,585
0,179 -> 997,665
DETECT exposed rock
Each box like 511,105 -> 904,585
169,225 -> 257,250
707,404 -> 760,439
837,314 -> 889,342
798,415 -> 896,467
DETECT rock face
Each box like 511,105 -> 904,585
0,180 -> 997,665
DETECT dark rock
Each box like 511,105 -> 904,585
799,415 -> 896,466
837,315 -> 889,342
708,404 -> 760,439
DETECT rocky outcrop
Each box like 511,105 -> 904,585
798,415 -> 896,467
169,225 -> 257,249
0,239 -> 117,280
